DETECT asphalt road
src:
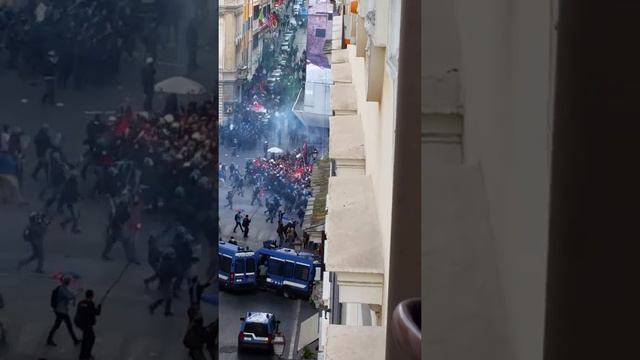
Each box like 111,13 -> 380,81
0,18 -> 218,360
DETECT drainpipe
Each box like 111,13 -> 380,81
385,0 -> 421,358
544,1 -> 639,359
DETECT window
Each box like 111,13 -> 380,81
246,258 -> 256,272
283,261 -> 295,278
235,258 -> 246,273
253,34 -> 259,49
253,5 -> 260,20
294,264 -> 310,281
315,29 -> 326,37
220,255 -> 232,273
269,258 -> 284,276
244,323 -> 269,337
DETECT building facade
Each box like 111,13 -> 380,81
219,0 -> 278,121
317,0 -> 416,359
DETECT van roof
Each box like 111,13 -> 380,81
256,246 -> 316,263
245,312 -> 274,324
219,240 -> 254,256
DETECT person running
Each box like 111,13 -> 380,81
225,190 -> 234,209
59,170 -> 81,234
143,233 -> 162,289
32,124 -> 51,182
242,215 -> 251,239
149,250 -> 177,316
233,210 -> 243,233
17,212 -> 49,273
47,277 -> 80,347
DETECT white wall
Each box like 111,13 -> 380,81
422,0 -> 554,359
453,0 -> 553,359
347,17 -> 397,325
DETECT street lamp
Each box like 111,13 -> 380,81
273,332 -> 286,358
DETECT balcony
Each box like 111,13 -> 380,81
330,84 -> 358,115
325,175 -> 384,305
329,115 -> 365,176
324,325 -> 385,360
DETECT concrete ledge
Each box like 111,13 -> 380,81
325,176 -> 383,274
331,49 -> 350,64
332,62 -> 353,83
330,84 -> 358,114
329,115 -> 364,160
325,325 -> 385,360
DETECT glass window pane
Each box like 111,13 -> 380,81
269,259 -> 284,276
246,258 -> 256,272
284,261 -> 295,277
294,264 -> 310,281
220,256 -> 232,273
235,258 -> 245,273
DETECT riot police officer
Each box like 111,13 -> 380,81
17,212 -> 50,273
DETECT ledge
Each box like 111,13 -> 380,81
331,49 -> 350,64
330,84 -> 358,115
325,175 -> 383,275
325,325 -> 385,360
331,62 -> 353,84
329,115 -> 364,160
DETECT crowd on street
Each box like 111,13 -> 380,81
0,0 -> 203,90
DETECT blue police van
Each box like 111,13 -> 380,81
255,241 -> 321,299
218,240 -> 258,290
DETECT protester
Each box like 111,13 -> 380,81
47,277 -> 80,347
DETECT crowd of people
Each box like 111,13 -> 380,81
0,0 -> 201,89
219,13 -> 307,155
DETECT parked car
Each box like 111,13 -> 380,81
238,312 -> 280,354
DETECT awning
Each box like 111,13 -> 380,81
297,313 -> 320,351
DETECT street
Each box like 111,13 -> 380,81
218,143 -> 317,360
0,4 -> 218,359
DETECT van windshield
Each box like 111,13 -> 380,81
235,258 -> 246,273
244,323 -> 269,338
294,264 -> 310,281
246,258 -> 256,272
220,255 -> 232,273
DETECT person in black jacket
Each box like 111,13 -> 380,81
143,233 -> 162,288
75,289 -> 101,360
42,151 -> 66,210
32,124 -> 51,182
183,315 -> 206,360
171,231 -> 194,298
42,50 -> 58,106
59,171 -> 81,234
149,250 -> 177,316
141,57 -> 156,111
187,275 -> 211,321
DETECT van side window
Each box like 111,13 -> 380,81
294,264 -> 310,281
220,255 -> 232,273
283,261 -> 295,278
269,259 -> 284,276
